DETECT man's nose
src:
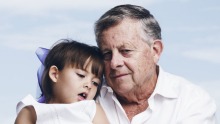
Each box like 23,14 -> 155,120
110,52 -> 124,69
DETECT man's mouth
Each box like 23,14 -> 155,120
112,73 -> 128,78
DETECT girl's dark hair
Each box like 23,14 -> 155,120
41,39 -> 104,102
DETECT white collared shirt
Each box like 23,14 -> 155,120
97,66 -> 216,124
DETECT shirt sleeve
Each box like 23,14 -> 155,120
177,87 -> 217,124
16,94 -> 37,114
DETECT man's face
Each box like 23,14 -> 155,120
99,19 -> 158,95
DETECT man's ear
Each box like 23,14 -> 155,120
152,39 -> 163,63
49,65 -> 59,83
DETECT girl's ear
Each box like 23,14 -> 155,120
49,65 -> 59,83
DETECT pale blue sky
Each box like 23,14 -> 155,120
0,0 -> 219,123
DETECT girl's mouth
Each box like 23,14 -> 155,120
78,93 -> 87,100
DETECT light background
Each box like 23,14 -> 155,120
0,0 -> 219,123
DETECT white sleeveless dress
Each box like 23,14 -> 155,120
16,95 -> 96,124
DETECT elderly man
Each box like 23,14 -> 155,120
95,4 -> 216,124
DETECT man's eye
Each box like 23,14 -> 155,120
92,81 -> 99,87
121,49 -> 130,54
77,73 -> 85,78
103,52 -> 112,61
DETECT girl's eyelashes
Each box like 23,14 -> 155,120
77,73 -> 85,78
75,69 -> 100,87
75,69 -> 86,78
92,81 -> 99,87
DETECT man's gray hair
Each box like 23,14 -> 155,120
94,4 -> 162,46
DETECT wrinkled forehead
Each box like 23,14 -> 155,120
98,19 -> 146,50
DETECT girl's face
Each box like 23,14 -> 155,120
49,61 -> 101,103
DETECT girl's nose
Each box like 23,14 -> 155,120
83,81 -> 92,89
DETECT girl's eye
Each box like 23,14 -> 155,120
77,73 -> 85,78
92,81 -> 99,87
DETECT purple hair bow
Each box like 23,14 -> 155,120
36,47 -> 49,103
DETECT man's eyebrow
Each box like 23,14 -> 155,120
100,42 -> 134,51
100,48 -> 109,52
120,43 -> 136,49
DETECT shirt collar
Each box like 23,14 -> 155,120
100,81 -> 113,97
100,66 -> 179,99
152,66 -> 179,99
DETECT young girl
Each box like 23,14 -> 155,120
15,39 -> 109,124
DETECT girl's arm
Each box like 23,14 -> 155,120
93,103 -> 109,124
14,106 -> 36,124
